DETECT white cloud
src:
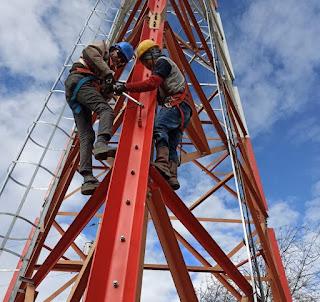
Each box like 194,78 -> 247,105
0,0 -> 59,81
0,0 -> 92,82
305,197 -> 320,222
287,117 -> 320,145
305,180 -> 320,222
268,201 -> 299,228
230,0 -> 320,134
311,180 -> 320,197
0,88 -> 48,171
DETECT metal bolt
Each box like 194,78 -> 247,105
120,235 -> 126,242
113,280 -> 119,288
131,170 -> 135,175
126,199 -> 131,205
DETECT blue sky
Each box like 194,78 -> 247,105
0,0 -> 320,300
218,0 -> 320,225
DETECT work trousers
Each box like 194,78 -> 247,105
65,73 -> 114,175
154,101 -> 192,163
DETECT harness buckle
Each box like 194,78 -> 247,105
163,102 -> 173,108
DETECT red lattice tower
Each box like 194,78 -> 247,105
1,0 -> 291,301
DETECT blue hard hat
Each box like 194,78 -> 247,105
113,41 -> 134,63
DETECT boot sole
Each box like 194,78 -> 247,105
81,183 -> 99,195
94,147 -> 117,160
169,182 -> 180,190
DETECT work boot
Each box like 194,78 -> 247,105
81,174 -> 99,195
168,161 -> 180,190
152,146 -> 171,178
93,141 -> 116,160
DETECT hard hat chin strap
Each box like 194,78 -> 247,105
141,47 -> 162,61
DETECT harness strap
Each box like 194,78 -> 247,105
176,104 -> 185,131
163,86 -> 190,130
72,67 -> 104,92
70,76 -> 95,114
72,67 -> 95,75
163,86 -> 188,107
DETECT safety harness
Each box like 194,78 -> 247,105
162,85 -> 191,130
69,67 -> 101,114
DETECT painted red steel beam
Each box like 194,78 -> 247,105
84,1 -> 167,301
221,81 -> 247,137
177,0 -> 199,48
209,151 -> 229,172
239,164 -> 268,219
3,219 -> 38,302
12,32 -> 137,297
150,166 -> 253,298
31,171 -> 111,287
197,89 -> 219,115
148,187 -> 198,301
237,142 -> 268,217
174,230 -> 243,301
180,0 -> 214,64
165,23 -> 228,145
242,185 -> 288,301
180,148 -> 237,197
243,137 -> 268,211
164,24 -> 210,154
15,140 -> 81,302
42,245 -> 69,260
169,0 -> 197,50
53,220 -> 86,260
220,81 -> 268,216
68,257 -> 93,302
221,84 -> 268,216
268,228 -> 292,302
127,8 -> 147,47
188,171 -> 234,211
117,0 -> 144,41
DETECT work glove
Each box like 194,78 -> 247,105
113,81 -> 127,95
103,74 -> 115,95
105,73 -> 115,85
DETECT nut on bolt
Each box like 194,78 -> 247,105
113,280 -> 119,288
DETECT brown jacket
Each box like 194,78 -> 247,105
78,40 -> 114,79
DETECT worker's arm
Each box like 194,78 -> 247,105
126,75 -> 163,92
126,58 -> 172,92
82,40 -> 114,79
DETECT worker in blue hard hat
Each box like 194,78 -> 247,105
65,40 -> 134,195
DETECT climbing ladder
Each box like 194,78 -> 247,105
1,0 -> 291,301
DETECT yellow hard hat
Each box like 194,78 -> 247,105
136,39 -> 159,59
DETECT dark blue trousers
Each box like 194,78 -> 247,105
154,101 -> 192,163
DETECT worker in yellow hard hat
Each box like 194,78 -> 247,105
113,39 -> 192,190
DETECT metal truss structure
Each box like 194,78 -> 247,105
1,0 -> 292,301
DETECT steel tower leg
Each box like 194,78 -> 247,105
85,1 -> 168,300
